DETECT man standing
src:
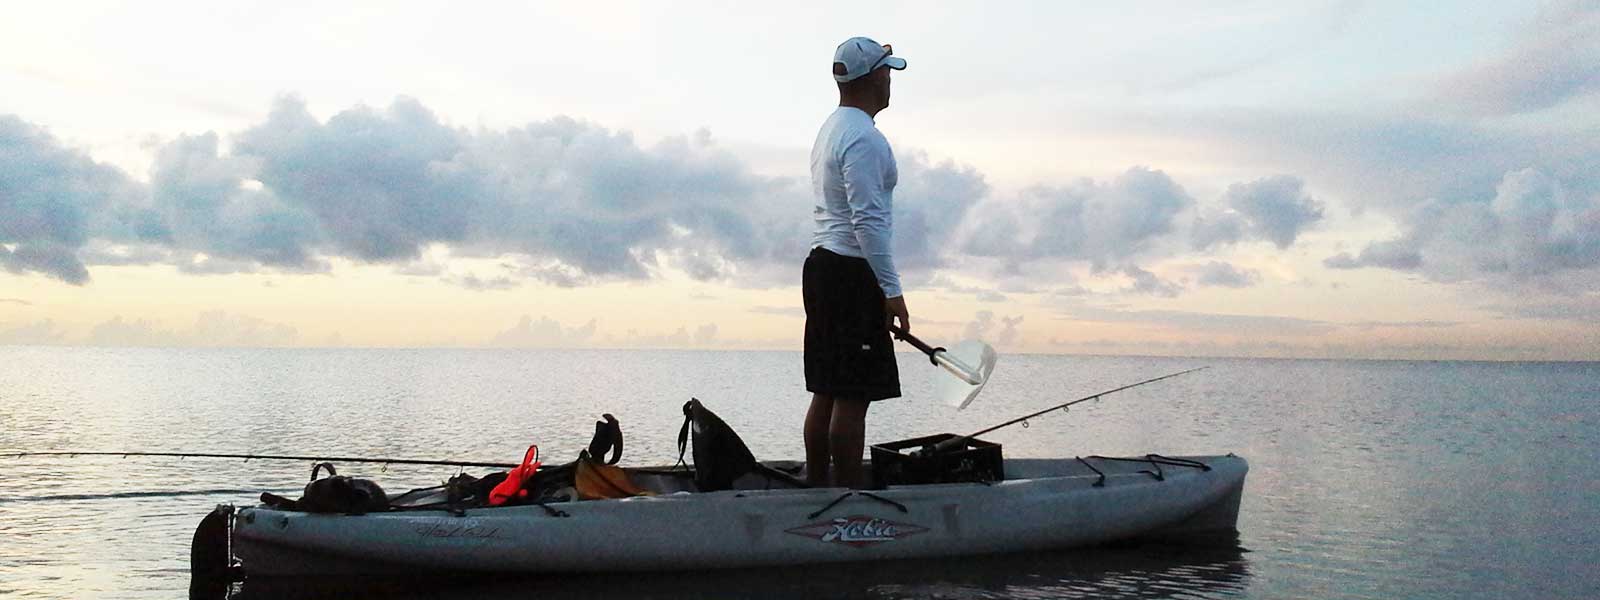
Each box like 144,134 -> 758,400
803,37 -> 909,489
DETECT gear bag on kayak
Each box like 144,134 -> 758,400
260,462 -> 389,515
676,398 -> 759,492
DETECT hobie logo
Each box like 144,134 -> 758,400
786,515 -> 928,547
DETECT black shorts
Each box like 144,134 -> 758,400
803,247 -> 901,402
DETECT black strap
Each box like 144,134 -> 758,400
1074,456 -> 1106,487
587,414 -> 624,465
309,462 -> 337,482
1147,454 -> 1211,471
675,400 -> 693,471
1140,457 -> 1165,481
806,491 -> 909,519
1085,454 -> 1211,471
1082,455 -> 1212,482
260,492 -> 298,510
532,501 -> 570,517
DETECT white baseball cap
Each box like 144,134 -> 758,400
832,37 -> 907,83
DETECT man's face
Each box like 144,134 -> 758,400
873,65 -> 892,108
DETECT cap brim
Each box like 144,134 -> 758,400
884,56 -> 907,70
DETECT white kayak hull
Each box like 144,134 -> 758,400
231,455 -> 1247,576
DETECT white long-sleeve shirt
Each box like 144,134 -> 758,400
810,106 -> 902,298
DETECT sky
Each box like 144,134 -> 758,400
2,1 -> 1598,360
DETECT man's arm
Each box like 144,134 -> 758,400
840,137 -> 909,333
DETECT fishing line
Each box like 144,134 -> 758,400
4,451 -> 517,469
929,366 -> 1209,453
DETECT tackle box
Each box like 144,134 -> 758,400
870,433 -> 1004,486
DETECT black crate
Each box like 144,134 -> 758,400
870,433 -> 1004,486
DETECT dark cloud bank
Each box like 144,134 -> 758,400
1,96 -> 1311,296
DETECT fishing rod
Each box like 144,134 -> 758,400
4,451 -> 517,470
930,366 -> 1209,453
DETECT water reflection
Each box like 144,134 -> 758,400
222,539 -> 1250,600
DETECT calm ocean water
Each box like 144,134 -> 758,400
1,346 -> 1596,599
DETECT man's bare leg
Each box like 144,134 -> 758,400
804,393 -> 835,487
829,397 -> 870,488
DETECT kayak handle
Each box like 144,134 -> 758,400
888,325 -> 983,385
888,324 -> 939,360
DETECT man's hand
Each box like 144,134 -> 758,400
885,295 -> 910,337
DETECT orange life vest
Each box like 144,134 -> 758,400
488,445 -> 541,506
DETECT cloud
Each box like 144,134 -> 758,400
230,98 -> 483,263
890,152 -> 989,270
950,168 -> 1306,299
0,298 -> 32,305
1095,98 -> 1597,296
1120,265 -> 1183,297
1104,108 -> 1599,218
1203,175 -> 1324,249
1190,212 -> 1245,250
177,255 -> 277,275
1195,261 -> 1261,288
962,167 -> 1193,270
74,242 -> 171,267
1345,319 -> 1460,329
629,326 -> 692,348
1044,334 -> 1550,361
226,98 -> 807,283
88,316 -> 182,347
0,243 -> 89,284
0,319 -> 66,344
1430,1 -> 1600,116
977,290 -> 1007,303
142,131 -> 325,272
2,97 -> 817,287
748,305 -> 804,317
693,322 -> 718,345
195,311 -> 300,347
470,119 -> 802,282
82,311 -> 297,347
395,258 -> 448,277
0,95 -> 1387,300
0,116 -> 142,284
1483,293 -> 1600,323
1326,168 -> 1600,282
1058,302 -> 1337,337
1051,284 -> 1090,297
962,310 -> 1023,347
1324,238 -> 1422,271
489,315 -> 598,348
451,273 -> 521,291
925,276 -> 1011,303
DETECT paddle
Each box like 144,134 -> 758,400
888,324 -> 998,409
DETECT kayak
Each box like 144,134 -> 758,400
223,453 -> 1247,576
